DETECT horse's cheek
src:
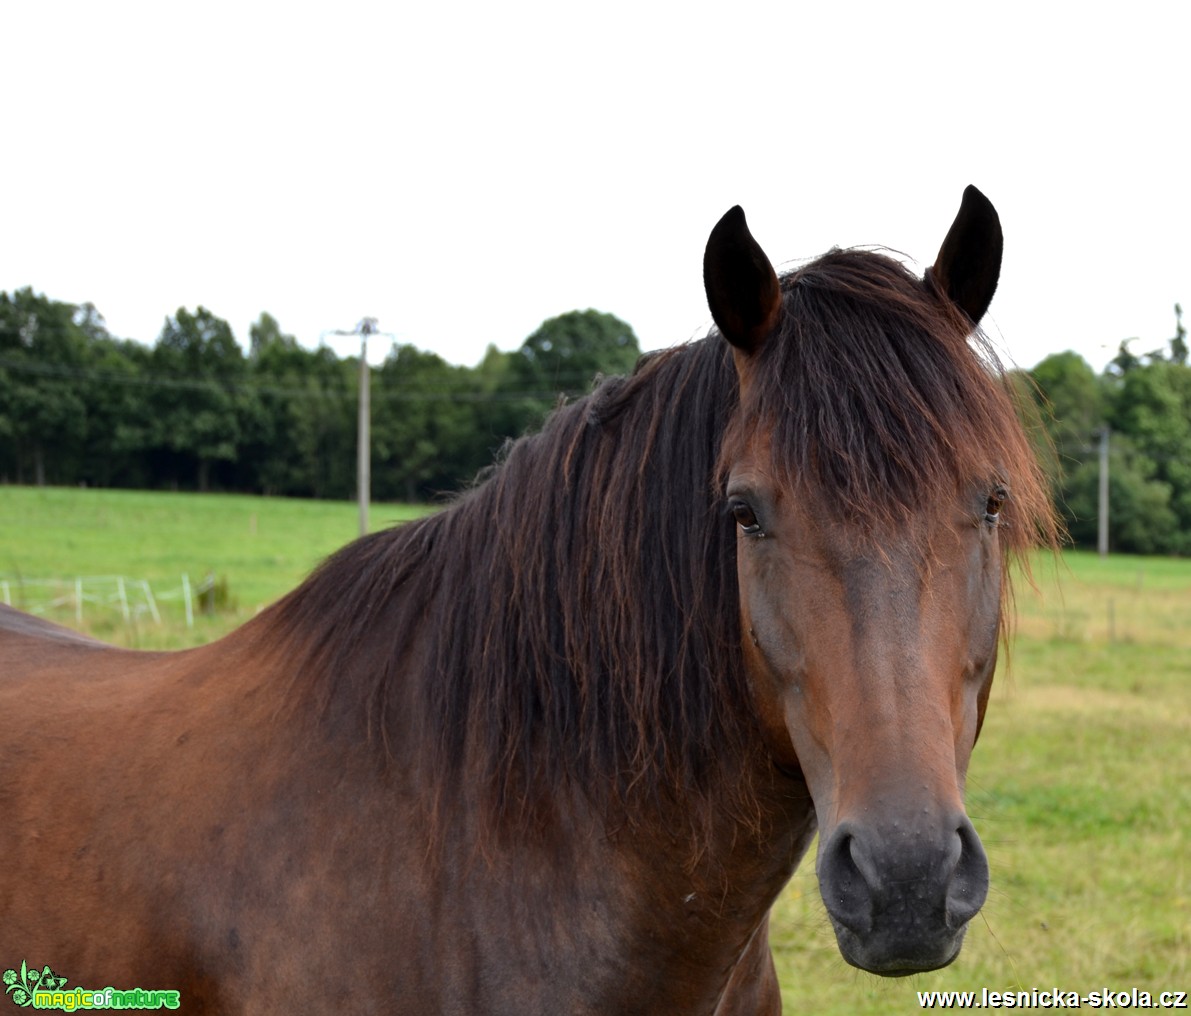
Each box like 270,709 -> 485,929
740,636 -> 803,773
737,565 -> 816,776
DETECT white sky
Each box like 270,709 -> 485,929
3,2 -> 1187,373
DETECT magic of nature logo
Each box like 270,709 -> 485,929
3,962 -> 180,1011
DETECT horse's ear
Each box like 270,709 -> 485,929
930,185 -> 1003,324
703,206 -> 782,354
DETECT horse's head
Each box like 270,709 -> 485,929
704,188 -> 1048,975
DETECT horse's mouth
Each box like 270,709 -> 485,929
830,920 -> 968,977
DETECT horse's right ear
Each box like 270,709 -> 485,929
703,206 -> 782,355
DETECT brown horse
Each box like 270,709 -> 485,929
0,187 -> 1054,1013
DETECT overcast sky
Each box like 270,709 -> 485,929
4,2 -> 1187,373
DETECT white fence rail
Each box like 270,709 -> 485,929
0,574 -> 212,628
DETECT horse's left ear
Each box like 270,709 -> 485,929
703,206 -> 782,354
930,185 -> 1003,324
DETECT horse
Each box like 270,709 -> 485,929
0,186 -> 1055,1014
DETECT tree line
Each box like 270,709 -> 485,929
4,287 -> 1190,555
1026,305 -> 1191,555
0,289 -> 641,502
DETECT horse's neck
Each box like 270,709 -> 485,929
175,631 -> 817,1009
408,770 -> 817,1011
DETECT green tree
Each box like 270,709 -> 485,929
150,307 -> 247,491
74,307 -> 157,488
0,289 -> 89,485
1059,439 -> 1183,554
372,344 -> 482,500
1171,303 -> 1187,366
501,309 -> 641,432
242,312 -> 303,495
246,314 -> 355,497
1107,360 -> 1191,551
517,308 -> 640,390
1028,352 -> 1107,539
1032,343 -> 1191,555
470,343 -> 529,463
1031,352 -> 1105,451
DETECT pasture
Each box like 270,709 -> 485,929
2,485 -> 1187,1010
0,487 -> 427,647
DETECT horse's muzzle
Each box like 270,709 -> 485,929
816,813 -> 989,975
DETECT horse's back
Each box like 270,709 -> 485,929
0,603 -> 152,696
0,603 -> 247,1003
0,602 -> 110,646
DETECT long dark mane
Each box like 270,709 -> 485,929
266,246 -> 1055,841
269,336 -> 757,838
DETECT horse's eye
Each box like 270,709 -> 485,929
730,499 -> 764,536
984,485 -> 1008,526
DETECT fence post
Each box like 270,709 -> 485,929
182,573 -> 194,629
142,580 -> 161,624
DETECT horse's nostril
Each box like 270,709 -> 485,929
945,818 -> 989,928
818,826 -> 874,936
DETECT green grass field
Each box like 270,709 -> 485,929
0,487 -> 428,648
2,486 -> 1187,1010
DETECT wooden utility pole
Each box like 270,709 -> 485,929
357,321 -> 373,537
1098,426 -> 1110,558
323,318 -> 387,537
